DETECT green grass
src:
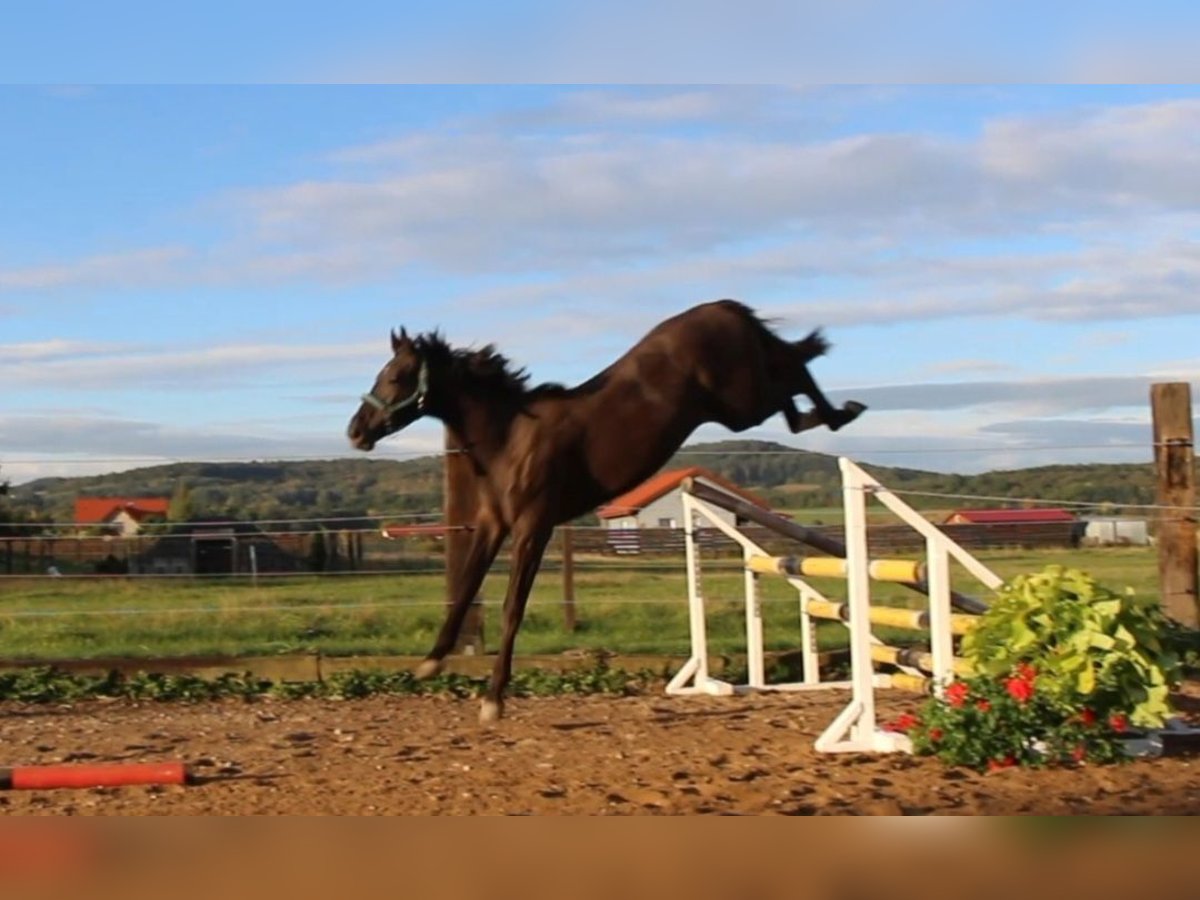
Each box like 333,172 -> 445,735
0,547 -> 1161,663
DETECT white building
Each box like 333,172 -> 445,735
596,466 -> 773,530
1083,517 -> 1150,546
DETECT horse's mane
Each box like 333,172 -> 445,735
415,332 -> 567,398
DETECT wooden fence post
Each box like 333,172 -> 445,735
561,526 -> 577,632
444,429 -> 485,654
1152,382 -> 1198,627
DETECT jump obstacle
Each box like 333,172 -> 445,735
665,457 -> 1003,754
0,762 -> 191,790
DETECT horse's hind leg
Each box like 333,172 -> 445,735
773,342 -> 866,432
781,397 -> 826,434
481,519 -> 553,725
786,368 -> 866,432
415,518 -> 506,678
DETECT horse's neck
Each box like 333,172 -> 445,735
440,387 -> 519,464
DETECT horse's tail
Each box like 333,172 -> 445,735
795,328 -> 830,362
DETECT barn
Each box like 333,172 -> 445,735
130,520 -> 301,576
942,507 -> 1083,548
942,508 -> 1076,526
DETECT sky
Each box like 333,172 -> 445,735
3,84 -> 1200,484
4,2 -> 1200,83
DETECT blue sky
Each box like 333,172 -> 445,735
4,2 -> 1200,83
3,84 -> 1200,483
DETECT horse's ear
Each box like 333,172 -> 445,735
390,327 -> 409,352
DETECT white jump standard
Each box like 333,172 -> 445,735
666,457 -> 1003,755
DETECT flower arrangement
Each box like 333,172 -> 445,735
888,566 -> 1182,772
892,662 -> 1127,770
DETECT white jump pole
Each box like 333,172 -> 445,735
744,544 -> 766,689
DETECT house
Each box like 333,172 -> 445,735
74,496 -> 169,536
596,466 -> 773,531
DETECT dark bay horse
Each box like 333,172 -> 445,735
347,299 -> 866,723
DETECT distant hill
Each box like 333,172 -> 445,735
670,440 -> 1162,513
12,457 -> 444,528
8,439 -> 1170,529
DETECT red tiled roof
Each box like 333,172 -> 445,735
596,466 -> 770,520
74,497 -> 170,525
945,508 -> 1076,525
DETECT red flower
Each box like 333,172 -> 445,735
986,755 -> 1017,772
929,728 -> 944,742
1108,713 -> 1129,733
1071,745 -> 1087,763
1005,676 -> 1035,704
1015,662 -> 1037,682
1078,708 -> 1097,726
976,700 -> 992,713
885,713 -> 920,733
945,681 -> 970,708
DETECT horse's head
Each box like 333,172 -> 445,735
347,327 -> 431,451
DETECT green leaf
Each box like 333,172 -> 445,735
1077,663 -> 1096,695
1088,633 -> 1116,651
1058,652 -> 1086,672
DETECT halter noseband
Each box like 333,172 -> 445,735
361,358 -> 430,417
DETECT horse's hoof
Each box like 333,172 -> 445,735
479,699 -> 504,726
830,400 -> 867,430
414,659 -> 443,680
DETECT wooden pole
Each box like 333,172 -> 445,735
1151,383 -> 1198,626
561,526 -> 577,632
444,429 -> 485,654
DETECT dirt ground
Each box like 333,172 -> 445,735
3,687 -> 1200,816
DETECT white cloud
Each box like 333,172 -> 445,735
919,359 -> 1016,377
828,374 -> 1187,416
980,100 -> 1200,208
0,412 -> 446,484
702,405 -> 1154,476
5,94 -> 1200,331
227,97 -> 1200,326
0,247 -> 189,291
514,88 -> 771,125
0,339 -> 116,362
978,417 -> 1153,446
0,339 -> 380,390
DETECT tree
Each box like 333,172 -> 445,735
168,479 -> 192,522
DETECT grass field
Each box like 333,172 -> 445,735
0,547 -> 1161,663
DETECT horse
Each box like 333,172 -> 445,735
347,299 -> 866,723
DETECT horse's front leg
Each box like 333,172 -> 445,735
480,520 -> 554,725
415,517 -> 507,679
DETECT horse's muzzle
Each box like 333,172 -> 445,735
346,414 -> 377,452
